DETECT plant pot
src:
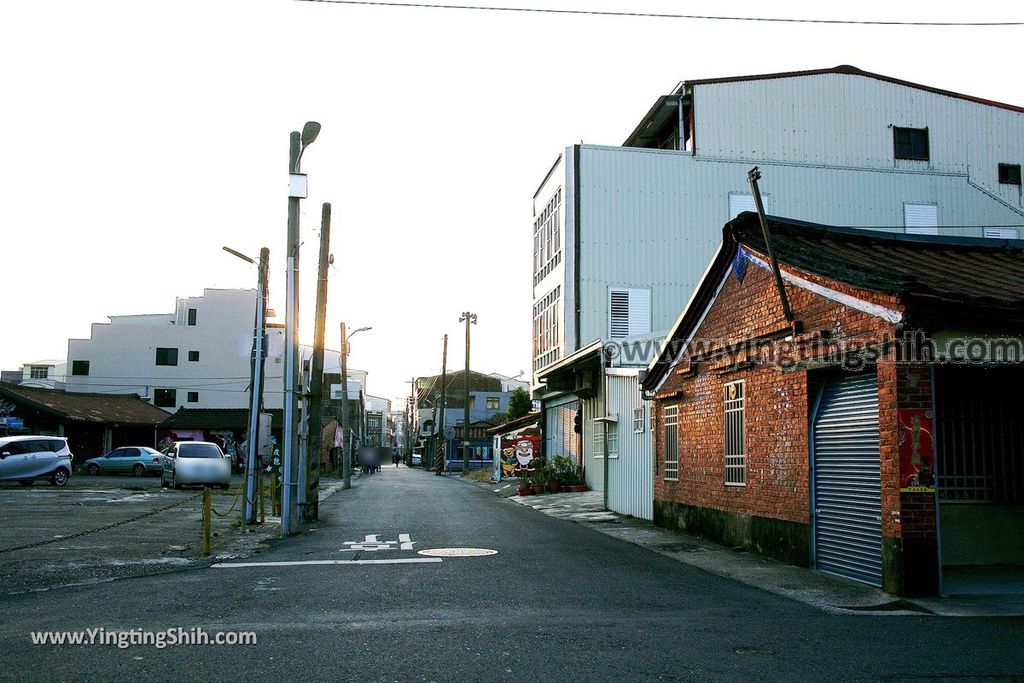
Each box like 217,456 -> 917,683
567,484 -> 589,493
532,484 -> 545,495
517,486 -> 534,496
546,481 -> 562,493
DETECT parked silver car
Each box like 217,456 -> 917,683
0,435 -> 73,486
160,441 -> 231,490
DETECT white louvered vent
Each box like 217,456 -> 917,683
608,288 -> 651,339
729,193 -> 760,220
984,227 -> 1019,239
904,203 -> 938,235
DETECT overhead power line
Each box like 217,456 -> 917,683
294,0 -> 1024,27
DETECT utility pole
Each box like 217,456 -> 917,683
459,312 -> 477,474
340,322 -> 351,490
304,203 -> 331,522
436,335 -> 448,474
243,247 -> 269,525
408,376 -> 416,464
283,121 -> 320,535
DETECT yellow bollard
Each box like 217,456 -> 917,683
202,487 -> 212,556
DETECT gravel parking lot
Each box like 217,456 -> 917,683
0,473 -> 273,595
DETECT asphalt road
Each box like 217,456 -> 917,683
1,466 -> 1023,682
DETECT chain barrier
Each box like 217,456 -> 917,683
0,492 -> 202,554
210,486 -> 245,518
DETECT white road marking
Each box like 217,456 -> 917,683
418,548 -> 498,558
212,558 -> 442,568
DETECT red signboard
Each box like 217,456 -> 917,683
898,409 -> 935,492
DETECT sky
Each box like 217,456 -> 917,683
2,0 -> 1022,404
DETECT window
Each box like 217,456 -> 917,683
592,422 -> 618,457
155,348 -> 178,366
904,203 -> 938,236
724,381 -> 746,486
486,397 -> 500,410
532,286 -> 561,372
188,351 -> 199,362
532,187 -> 562,286
984,228 -> 1019,240
187,308 -> 197,326
608,288 -> 651,339
663,405 -> 678,481
154,388 -> 177,408
71,360 -> 90,376
29,366 -> 49,379
893,127 -> 929,161
187,391 -> 199,403
633,406 -> 645,433
998,163 -> 1021,186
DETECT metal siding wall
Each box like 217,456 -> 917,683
574,144 -> 1024,351
582,391 -> 603,492
606,373 -> 654,520
694,73 -> 1024,209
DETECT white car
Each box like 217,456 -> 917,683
160,441 -> 231,490
0,435 -> 73,486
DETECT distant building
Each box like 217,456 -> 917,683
3,359 -> 67,390
65,288 -> 360,412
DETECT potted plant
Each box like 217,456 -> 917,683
563,463 -> 589,493
546,456 -> 570,492
517,470 -> 534,496
531,463 -> 546,495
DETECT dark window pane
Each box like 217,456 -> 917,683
0,441 -> 29,456
71,360 -> 90,376
188,350 -> 200,362
999,163 -> 1022,185
894,127 -> 929,161
187,308 -> 197,326
155,348 -> 178,366
187,391 -> 199,403
154,389 -> 176,407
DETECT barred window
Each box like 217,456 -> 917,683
724,381 -> 746,486
663,405 -> 678,481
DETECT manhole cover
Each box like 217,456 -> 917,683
417,548 -> 498,558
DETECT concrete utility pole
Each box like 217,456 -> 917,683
340,322 -> 351,489
459,312 -> 477,474
245,248 -> 269,524
436,335 -> 448,475
283,121 -> 320,535
304,203 -> 331,522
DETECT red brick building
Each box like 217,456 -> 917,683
641,213 -> 1024,596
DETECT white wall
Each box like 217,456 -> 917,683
66,288 -> 355,412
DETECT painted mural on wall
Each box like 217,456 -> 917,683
500,435 -> 540,479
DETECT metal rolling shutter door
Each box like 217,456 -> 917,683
813,372 -> 883,587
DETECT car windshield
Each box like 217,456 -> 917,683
177,443 -> 223,459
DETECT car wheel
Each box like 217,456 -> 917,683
87,463 -> 100,476
18,479 -> 33,487
132,464 -> 146,477
51,468 -> 70,486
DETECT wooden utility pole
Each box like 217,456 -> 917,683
459,312 -> 477,474
436,335 -> 448,474
243,247 -> 270,525
304,203 -> 331,522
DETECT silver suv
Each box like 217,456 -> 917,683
0,436 -> 73,486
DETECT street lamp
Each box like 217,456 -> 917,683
340,324 -> 372,489
223,246 -> 269,525
282,121 -> 320,536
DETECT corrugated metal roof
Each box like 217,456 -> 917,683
0,382 -> 170,425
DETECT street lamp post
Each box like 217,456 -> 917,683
223,246 -> 269,526
283,121 -> 320,535
340,323 -> 371,490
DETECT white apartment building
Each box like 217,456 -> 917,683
14,359 -> 67,389
66,288 -> 362,412
531,65 -> 1024,503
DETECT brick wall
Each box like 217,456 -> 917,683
653,247 -> 904,529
